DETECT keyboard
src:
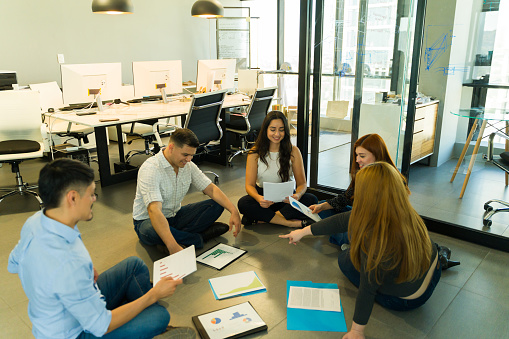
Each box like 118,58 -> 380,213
75,110 -> 97,116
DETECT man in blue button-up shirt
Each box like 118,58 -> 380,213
8,159 -> 189,338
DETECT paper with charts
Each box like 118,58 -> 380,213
196,302 -> 266,339
196,243 -> 246,270
153,245 -> 197,286
209,271 -> 266,300
289,196 -> 321,222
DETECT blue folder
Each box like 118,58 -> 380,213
286,280 -> 347,332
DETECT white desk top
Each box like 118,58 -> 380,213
45,93 -> 250,127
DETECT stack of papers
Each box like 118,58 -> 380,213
286,280 -> 347,332
209,271 -> 267,300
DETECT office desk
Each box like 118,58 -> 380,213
46,94 -> 250,187
450,108 -> 509,198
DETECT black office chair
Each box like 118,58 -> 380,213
121,119 -> 176,163
183,90 -> 228,184
225,87 -> 277,165
482,131 -> 509,226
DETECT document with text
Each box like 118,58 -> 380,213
288,286 -> 342,312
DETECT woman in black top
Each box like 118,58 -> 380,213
281,162 -> 459,339
310,134 -> 408,247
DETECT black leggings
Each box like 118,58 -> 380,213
238,186 -> 318,223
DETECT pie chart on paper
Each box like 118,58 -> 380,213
211,318 -> 221,324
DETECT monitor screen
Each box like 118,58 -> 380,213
196,59 -> 236,92
61,63 -> 122,105
133,60 -> 183,98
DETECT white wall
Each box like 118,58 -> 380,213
0,0 -> 241,86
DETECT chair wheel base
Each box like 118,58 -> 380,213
483,219 -> 492,227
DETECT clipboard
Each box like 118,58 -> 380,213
192,301 -> 268,339
196,243 -> 247,270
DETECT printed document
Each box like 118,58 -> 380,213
153,245 -> 197,286
288,286 -> 342,312
289,197 -> 321,222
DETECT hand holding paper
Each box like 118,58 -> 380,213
263,181 -> 295,202
289,197 -> 322,222
153,245 -> 197,286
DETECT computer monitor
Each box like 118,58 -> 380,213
0,70 -> 17,91
61,63 -> 122,109
133,60 -> 183,102
196,59 -> 236,92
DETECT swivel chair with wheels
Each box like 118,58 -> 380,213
179,90 -> 228,184
121,119 -> 176,163
0,91 -> 46,209
29,82 -> 94,150
482,131 -> 509,226
226,87 -> 277,165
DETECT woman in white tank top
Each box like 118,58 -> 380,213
237,111 -> 318,227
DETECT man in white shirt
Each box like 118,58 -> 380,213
133,128 -> 242,254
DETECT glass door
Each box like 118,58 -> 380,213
307,0 -> 420,191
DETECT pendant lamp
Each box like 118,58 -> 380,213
191,0 -> 224,18
92,0 -> 133,14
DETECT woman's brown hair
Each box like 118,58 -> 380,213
348,162 -> 431,284
347,134 -> 409,199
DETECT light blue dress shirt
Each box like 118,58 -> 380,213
8,211 -> 111,339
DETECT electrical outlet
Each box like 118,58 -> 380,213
57,54 -> 65,64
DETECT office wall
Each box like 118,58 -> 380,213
418,0 -> 479,166
0,0 -> 241,86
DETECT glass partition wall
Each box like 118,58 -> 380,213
296,0 -> 421,194
243,0 -> 508,250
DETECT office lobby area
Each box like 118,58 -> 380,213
1,140 -> 509,338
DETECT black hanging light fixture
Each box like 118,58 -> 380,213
191,0 -> 224,18
92,0 -> 133,14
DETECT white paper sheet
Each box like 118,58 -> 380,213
263,181 -> 295,202
153,245 -> 197,286
196,243 -> 246,270
289,197 -> 322,222
288,286 -> 342,312
209,271 -> 266,300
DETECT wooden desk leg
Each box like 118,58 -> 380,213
460,120 -> 487,198
451,120 -> 478,182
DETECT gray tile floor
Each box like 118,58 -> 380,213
1,139 -> 509,338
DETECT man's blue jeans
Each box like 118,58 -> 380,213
134,199 -> 224,249
338,249 -> 442,311
78,257 -> 169,339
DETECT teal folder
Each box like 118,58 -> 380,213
286,280 -> 347,332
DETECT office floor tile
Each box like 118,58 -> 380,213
0,308 -> 33,338
461,249 -> 509,305
10,300 -> 32,329
428,233 -> 489,289
426,289 -> 509,338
